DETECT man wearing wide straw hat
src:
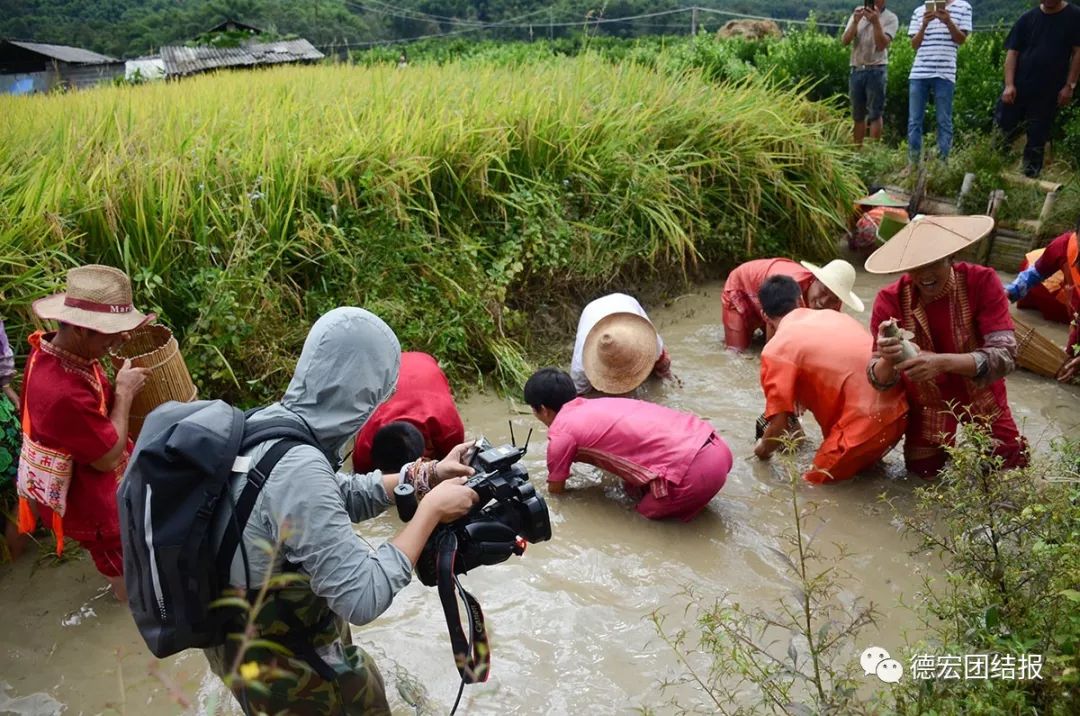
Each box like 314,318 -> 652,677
18,265 -> 153,599
571,293 -> 672,395
722,257 -> 863,353
865,216 -> 1029,477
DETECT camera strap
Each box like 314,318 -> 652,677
436,530 -> 491,684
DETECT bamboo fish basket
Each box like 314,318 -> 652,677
1012,314 -> 1068,379
110,324 -> 197,439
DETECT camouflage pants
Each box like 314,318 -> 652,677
205,586 -> 390,715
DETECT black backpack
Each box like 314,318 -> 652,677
118,399 -> 319,658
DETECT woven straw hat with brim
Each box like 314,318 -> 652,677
855,189 -> 909,208
33,265 -> 155,333
864,215 -> 995,274
582,312 -> 659,395
799,259 -> 865,313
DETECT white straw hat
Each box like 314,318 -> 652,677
799,259 -> 865,313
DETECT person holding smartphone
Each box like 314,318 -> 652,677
995,0 -> 1080,178
907,0 -> 973,165
842,0 -> 900,146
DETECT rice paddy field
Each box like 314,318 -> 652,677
0,58 -> 862,402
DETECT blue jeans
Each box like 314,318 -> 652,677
907,77 -> 955,162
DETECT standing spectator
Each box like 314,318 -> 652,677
18,265 -> 151,599
0,319 -> 25,561
842,0 -> 900,145
351,351 -> 466,473
907,0 -> 973,164
995,0 -> 1080,178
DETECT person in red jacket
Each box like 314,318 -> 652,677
351,351 -> 465,473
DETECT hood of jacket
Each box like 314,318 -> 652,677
281,307 -> 401,458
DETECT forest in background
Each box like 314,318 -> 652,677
0,0 -> 1032,58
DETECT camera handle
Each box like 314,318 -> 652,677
394,483 -> 418,522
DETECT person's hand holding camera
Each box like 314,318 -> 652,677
432,439 -> 477,485
419,477 -> 479,523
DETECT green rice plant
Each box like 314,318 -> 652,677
0,58 -> 861,404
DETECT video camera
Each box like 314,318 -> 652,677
395,428 -> 552,586
393,425 -> 552,686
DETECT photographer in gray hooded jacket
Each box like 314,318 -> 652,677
204,307 -> 478,715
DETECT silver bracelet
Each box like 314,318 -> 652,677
867,358 -> 900,390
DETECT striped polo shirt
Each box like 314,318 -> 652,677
908,0 -> 973,83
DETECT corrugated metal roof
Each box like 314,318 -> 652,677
160,39 -> 324,76
5,40 -> 118,65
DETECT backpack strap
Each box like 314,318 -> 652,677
240,417 -> 319,453
215,433 -> 314,585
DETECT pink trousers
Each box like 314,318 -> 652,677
637,434 -> 732,522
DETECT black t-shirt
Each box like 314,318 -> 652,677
1006,3 -> 1080,93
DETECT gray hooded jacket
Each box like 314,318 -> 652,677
213,307 -> 412,625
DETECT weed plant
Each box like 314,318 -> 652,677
0,59 -> 859,404
885,429 -> 1080,715
647,448 -> 877,715
651,427 -> 1080,714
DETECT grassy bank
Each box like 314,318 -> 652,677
0,58 -> 861,403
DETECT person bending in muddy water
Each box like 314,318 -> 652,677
524,367 -> 732,521
351,351 -> 465,472
1003,214 -> 1080,383
721,257 -> 862,352
754,275 -> 908,483
866,215 -> 1029,477
570,293 -> 673,394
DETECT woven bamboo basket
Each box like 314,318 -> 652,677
110,324 -> 197,438
1012,314 -> 1067,379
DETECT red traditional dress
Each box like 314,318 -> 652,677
722,258 -> 816,351
19,332 -> 129,576
761,309 -> 908,483
870,263 -> 1028,477
352,352 -> 465,473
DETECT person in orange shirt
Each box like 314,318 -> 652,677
753,275 -> 908,483
721,258 -> 861,352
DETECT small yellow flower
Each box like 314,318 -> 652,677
239,661 -> 260,681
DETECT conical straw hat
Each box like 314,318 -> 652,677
582,312 -> 658,394
864,215 -> 994,274
855,189 -> 908,208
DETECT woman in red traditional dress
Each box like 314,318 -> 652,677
865,216 -> 1028,477
19,265 -> 151,599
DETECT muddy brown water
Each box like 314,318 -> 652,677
1,270 -> 1077,715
